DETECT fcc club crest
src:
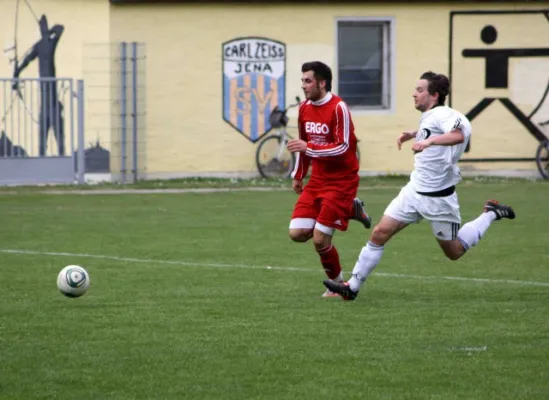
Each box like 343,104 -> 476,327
222,37 -> 286,143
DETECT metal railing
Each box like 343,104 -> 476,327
0,77 -> 85,185
82,41 -> 146,183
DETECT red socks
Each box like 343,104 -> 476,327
316,245 -> 342,280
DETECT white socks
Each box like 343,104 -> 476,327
348,241 -> 384,292
457,211 -> 497,250
346,212 -> 497,293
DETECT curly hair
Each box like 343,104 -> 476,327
420,71 -> 450,105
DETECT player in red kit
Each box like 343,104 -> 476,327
286,61 -> 372,297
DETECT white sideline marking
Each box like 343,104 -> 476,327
0,249 -> 307,272
450,346 -> 488,353
2,249 -> 549,288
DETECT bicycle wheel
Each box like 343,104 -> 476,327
255,135 -> 295,179
535,139 -> 549,179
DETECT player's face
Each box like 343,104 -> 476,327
413,79 -> 437,111
301,70 -> 325,101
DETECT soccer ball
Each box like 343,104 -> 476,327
57,265 -> 90,298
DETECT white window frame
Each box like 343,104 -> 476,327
335,17 -> 396,115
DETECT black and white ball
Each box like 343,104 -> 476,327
57,265 -> 90,298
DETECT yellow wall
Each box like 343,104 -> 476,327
108,2 -> 548,177
1,1 -> 547,177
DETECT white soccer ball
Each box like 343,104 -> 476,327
57,265 -> 90,298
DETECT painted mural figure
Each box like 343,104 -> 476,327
462,25 -> 549,146
14,15 -> 65,156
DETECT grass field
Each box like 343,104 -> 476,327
0,177 -> 548,399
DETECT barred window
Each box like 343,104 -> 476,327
336,19 -> 394,111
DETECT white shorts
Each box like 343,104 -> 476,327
288,218 -> 335,236
384,183 -> 461,241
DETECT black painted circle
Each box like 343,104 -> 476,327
481,25 -> 497,44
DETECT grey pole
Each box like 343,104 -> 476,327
76,79 -> 85,184
131,42 -> 138,183
120,42 -> 127,183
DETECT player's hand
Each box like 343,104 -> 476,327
292,179 -> 303,194
397,131 -> 416,150
411,139 -> 432,153
287,139 -> 307,153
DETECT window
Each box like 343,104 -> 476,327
336,18 -> 394,111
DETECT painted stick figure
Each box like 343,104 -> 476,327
463,25 -> 549,88
461,25 -> 549,148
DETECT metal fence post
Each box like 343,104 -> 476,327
131,41 -> 138,182
120,42 -> 128,183
77,79 -> 85,184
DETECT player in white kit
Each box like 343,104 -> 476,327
323,71 -> 516,300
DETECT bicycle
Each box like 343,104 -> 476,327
255,96 -> 301,179
255,96 -> 362,179
535,119 -> 549,179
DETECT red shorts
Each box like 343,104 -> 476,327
291,183 -> 358,231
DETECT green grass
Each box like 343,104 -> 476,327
0,178 -> 548,399
0,174 -> 542,193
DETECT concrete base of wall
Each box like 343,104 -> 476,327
137,169 -> 543,181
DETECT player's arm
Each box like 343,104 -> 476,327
397,130 -> 418,150
290,107 -> 310,181
412,116 -> 467,152
427,129 -> 465,146
305,102 -> 350,158
429,115 -> 468,146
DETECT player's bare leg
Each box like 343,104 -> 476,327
288,228 -> 313,243
324,215 -> 408,300
438,200 -> 516,260
436,239 -> 466,261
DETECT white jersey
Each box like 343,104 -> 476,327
409,105 -> 471,192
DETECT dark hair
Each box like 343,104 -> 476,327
302,61 -> 332,92
420,71 -> 450,105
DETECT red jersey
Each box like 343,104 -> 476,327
291,93 -> 359,185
